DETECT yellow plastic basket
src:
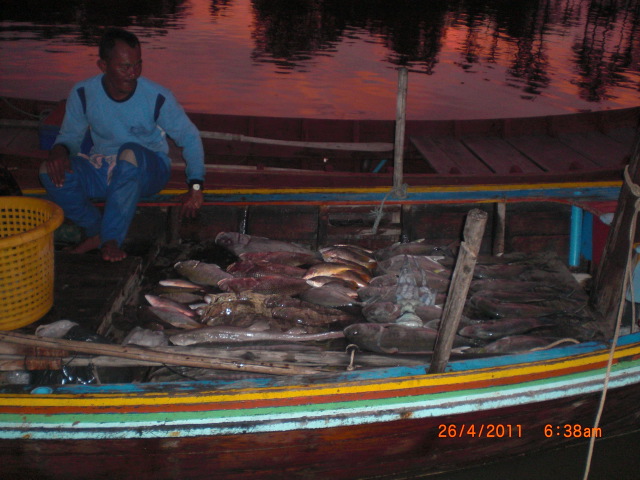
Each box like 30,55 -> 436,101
0,197 -> 64,330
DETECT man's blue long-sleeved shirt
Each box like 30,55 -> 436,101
54,74 -> 205,184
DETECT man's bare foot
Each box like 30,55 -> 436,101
101,240 -> 127,262
66,235 -> 101,254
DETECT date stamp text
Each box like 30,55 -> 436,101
438,424 -> 523,438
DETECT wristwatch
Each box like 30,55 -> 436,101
188,180 -> 203,191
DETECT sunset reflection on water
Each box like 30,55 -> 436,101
0,0 -> 638,120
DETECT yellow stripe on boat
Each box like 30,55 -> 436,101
1,342 -> 637,408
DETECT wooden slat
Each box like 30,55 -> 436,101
410,136 -> 492,175
36,252 -> 143,333
603,126 -> 638,149
506,134 -> 600,172
462,136 -> 543,174
557,131 -> 632,168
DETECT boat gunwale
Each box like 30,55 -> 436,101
0,338 -> 639,441
0,332 -> 637,406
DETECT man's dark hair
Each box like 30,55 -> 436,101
99,28 -> 140,60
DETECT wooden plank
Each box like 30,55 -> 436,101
36,252 -> 143,333
429,208 -> 487,373
0,332 -> 323,376
557,131 -> 632,168
462,136 -> 543,174
410,136 -> 492,175
591,131 -> 640,334
506,134 -> 600,172
603,126 -> 637,150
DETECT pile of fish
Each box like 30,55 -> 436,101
141,232 -> 368,347
126,232 -> 601,358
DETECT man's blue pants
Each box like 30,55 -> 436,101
40,143 -> 171,247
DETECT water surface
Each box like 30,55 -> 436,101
0,0 -> 638,119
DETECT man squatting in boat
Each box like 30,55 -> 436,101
40,27 -> 205,262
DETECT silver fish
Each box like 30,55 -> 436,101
476,335 -> 563,354
35,319 -> 79,339
145,294 -> 198,318
148,307 -> 203,329
376,254 -> 449,277
215,232 -> 318,256
319,245 -> 377,272
344,323 -> 446,354
174,260 -> 233,287
298,286 -> 362,310
121,327 -> 169,347
304,261 -> 372,283
305,275 -> 360,289
458,317 -> 557,340
169,326 -> 344,346
158,278 -> 204,290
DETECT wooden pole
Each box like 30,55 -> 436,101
393,67 -> 409,195
429,208 -> 487,374
199,131 -> 393,152
493,201 -> 506,256
590,129 -> 640,336
0,346 -> 427,371
0,331 -> 323,376
2,119 -> 395,152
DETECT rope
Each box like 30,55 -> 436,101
582,165 -> 640,480
371,183 -> 408,234
1,96 -> 50,120
346,344 -> 360,371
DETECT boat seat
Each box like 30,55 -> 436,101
410,134 -> 549,175
410,136 -> 493,175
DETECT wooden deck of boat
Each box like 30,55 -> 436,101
1,98 -> 638,192
26,252 -> 144,335
408,108 -> 638,176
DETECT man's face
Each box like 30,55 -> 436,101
98,40 -> 142,100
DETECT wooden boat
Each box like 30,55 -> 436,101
0,96 -> 639,479
2,95 -> 636,263
0,332 -> 639,479
1,96 -> 638,192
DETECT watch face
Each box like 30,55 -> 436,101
192,183 -> 201,191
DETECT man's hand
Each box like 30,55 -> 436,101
179,187 -> 204,218
46,145 -> 72,187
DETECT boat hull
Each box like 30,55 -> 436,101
1,386 -> 639,480
1,335 -> 640,479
